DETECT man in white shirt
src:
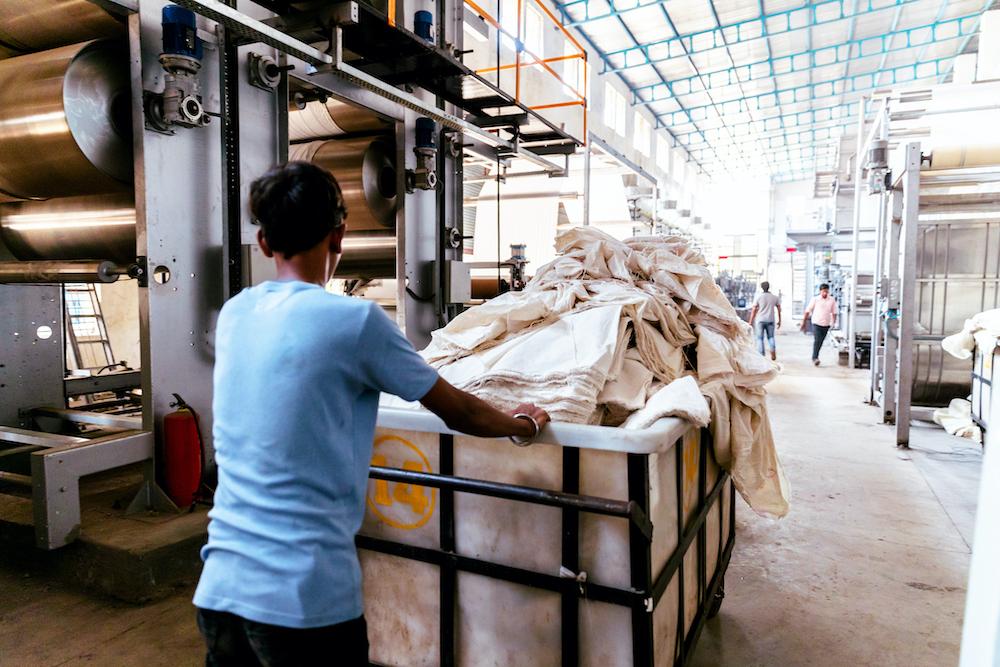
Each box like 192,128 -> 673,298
801,283 -> 838,366
748,281 -> 781,361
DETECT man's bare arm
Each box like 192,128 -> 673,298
420,377 -> 550,439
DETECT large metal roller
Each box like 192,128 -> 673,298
0,0 -> 123,58
289,99 -> 388,141
0,191 -> 135,263
337,235 -> 396,279
289,137 -> 397,233
0,191 -> 393,277
0,40 -> 132,201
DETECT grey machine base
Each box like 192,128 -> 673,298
0,466 -> 208,603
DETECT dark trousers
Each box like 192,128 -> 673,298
197,609 -> 368,667
812,324 -> 830,360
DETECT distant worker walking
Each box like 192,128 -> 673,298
749,281 -> 781,360
802,283 -> 838,366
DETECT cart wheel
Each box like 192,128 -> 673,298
707,581 -> 725,619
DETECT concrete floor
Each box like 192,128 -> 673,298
692,330 -> 981,667
0,330 -> 982,666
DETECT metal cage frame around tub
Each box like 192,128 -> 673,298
972,341 -> 998,439
356,425 -> 735,667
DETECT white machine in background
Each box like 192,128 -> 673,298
851,84 -> 1000,447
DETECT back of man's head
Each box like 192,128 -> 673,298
761,281 -> 770,292
250,161 -> 347,258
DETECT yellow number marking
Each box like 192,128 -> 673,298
366,435 -> 436,530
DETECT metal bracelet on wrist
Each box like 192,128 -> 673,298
509,413 -> 539,447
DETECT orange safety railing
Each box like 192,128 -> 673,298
464,0 -> 588,144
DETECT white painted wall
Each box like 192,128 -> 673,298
98,280 -> 141,369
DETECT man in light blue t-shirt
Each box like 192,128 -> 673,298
193,162 -> 549,665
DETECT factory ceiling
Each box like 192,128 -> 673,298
553,0 -> 994,181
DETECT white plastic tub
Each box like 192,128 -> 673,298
360,407 -> 734,666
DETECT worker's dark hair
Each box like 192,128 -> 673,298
819,283 -> 830,291
761,281 -> 770,292
250,161 -> 347,259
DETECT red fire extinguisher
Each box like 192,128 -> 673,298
163,393 -> 204,509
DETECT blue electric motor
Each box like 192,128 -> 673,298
162,4 -> 203,60
414,10 -> 434,42
415,117 -> 437,149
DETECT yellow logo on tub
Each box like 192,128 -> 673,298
367,434 -> 436,530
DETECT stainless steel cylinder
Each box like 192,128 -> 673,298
288,99 -> 388,141
0,0 -> 123,58
0,40 -> 133,200
0,260 -> 124,283
289,137 -> 398,232
0,191 -> 136,263
336,235 -> 396,279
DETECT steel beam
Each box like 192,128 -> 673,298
894,143 -> 922,447
669,99 -> 867,138
643,56 -> 953,120
577,0 -> 918,66
681,122 -> 850,152
622,14 -> 976,82
690,142 -> 838,164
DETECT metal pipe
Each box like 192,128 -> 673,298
0,471 -> 32,487
848,95 -> 867,369
369,465 -> 642,521
0,260 -> 129,284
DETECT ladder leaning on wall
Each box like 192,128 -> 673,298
64,283 -> 115,371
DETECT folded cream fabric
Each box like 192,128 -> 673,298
421,227 -> 789,517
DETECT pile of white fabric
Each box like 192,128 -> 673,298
942,308 -> 1000,362
938,308 -> 1000,443
422,227 -> 790,518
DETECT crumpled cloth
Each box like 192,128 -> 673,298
942,308 -> 1000,360
933,399 -> 983,443
622,376 -> 710,430
422,227 -> 789,517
